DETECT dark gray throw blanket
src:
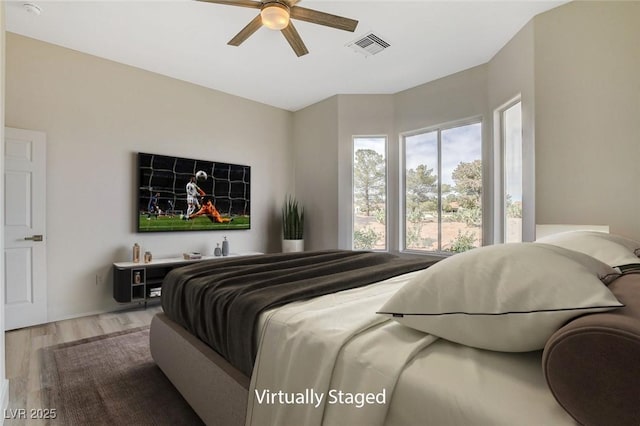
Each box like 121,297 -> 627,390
161,250 -> 438,377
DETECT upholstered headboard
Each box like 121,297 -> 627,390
535,224 -> 610,239
542,273 -> 640,426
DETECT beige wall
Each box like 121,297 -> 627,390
534,1 -> 640,240
394,65 -> 489,136
337,94 -> 395,250
5,33 -> 293,321
292,96 -> 339,250
488,20 -> 536,242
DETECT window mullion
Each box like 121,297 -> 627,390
437,129 -> 442,252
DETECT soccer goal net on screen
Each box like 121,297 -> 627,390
138,153 -> 250,218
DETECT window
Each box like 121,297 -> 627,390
352,137 -> 387,250
403,121 -> 482,253
502,101 -> 523,243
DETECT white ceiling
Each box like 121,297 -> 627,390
5,0 -> 566,111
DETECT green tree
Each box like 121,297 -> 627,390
354,149 -> 386,216
452,159 -> 482,209
445,230 -> 477,253
441,183 -> 453,196
353,227 -> 381,250
405,165 -> 438,226
406,165 -> 437,205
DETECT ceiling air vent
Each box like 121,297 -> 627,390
346,32 -> 391,57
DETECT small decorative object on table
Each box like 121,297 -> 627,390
133,243 -> 141,263
144,251 -> 152,263
214,243 -> 222,257
183,252 -> 202,260
222,237 -> 229,256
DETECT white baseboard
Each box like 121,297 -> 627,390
0,378 -> 9,425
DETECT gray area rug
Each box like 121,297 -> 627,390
41,327 -> 205,425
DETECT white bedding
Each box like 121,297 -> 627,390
246,270 -> 577,426
385,340 -> 576,426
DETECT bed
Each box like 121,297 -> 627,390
149,238 -> 640,426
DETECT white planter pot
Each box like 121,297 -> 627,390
282,239 -> 304,253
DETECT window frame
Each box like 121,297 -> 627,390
351,135 -> 389,252
400,116 -> 484,255
497,96 -> 523,243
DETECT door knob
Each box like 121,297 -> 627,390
24,235 -> 43,242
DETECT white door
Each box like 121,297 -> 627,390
4,127 -> 47,330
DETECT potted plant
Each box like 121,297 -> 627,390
282,195 -> 304,252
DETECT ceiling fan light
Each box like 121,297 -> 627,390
261,3 -> 290,31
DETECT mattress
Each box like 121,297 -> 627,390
249,270 -> 577,426
385,340 -> 576,426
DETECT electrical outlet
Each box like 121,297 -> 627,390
95,274 -> 102,286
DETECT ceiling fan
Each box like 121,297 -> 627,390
198,0 -> 359,57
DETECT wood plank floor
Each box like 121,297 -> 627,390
3,305 -> 163,425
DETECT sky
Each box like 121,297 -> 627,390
354,137 -> 386,157
405,122 -> 482,186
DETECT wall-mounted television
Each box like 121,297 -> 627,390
137,152 -> 250,232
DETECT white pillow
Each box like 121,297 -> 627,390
378,243 -> 622,352
535,230 -> 640,268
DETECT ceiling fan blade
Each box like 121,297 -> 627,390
290,6 -> 358,32
228,14 -> 263,46
197,0 -> 262,9
281,21 -> 309,57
